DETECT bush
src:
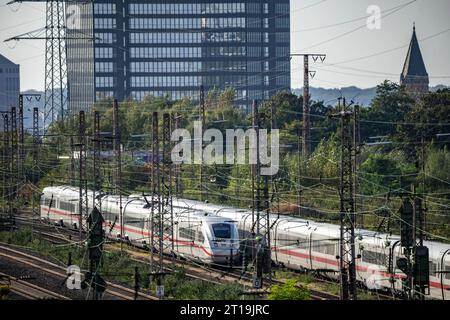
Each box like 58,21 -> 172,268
0,285 -> 10,300
268,280 -> 311,300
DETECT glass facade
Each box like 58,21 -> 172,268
0,55 -> 20,113
66,1 -> 95,115
70,0 -> 290,111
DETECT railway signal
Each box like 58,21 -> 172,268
86,206 -> 106,300
398,194 -> 430,300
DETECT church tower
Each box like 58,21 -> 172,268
400,24 -> 429,94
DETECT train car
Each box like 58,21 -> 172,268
171,198 -> 450,300
40,186 -> 90,229
40,186 -> 240,266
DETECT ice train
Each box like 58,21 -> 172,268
40,186 -> 240,265
40,186 -> 450,299
171,198 -> 450,300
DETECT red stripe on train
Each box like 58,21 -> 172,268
41,206 -> 238,258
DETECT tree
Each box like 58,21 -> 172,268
362,80 -> 414,140
359,149 -> 416,195
396,88 -> 450,159
424,147 -> 450,194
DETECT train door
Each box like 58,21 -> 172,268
196,225 -> 206,260
440,251 -> 450,300
272,220 -> 282,264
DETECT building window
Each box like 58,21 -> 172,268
94,3 -> 116,15
276,46 -> 289,58
95,62 -> 114,73
130,61 -> 201,73
131,76 -> 200,88
96,77 -> 114,88
130,18 -> 205,30
276,17 -> 289,29
95,33 -> 116,44
94,18 -> 116,29
95,47 -> 114,59
275,32 -> 289,43
129,3 -> 246,15
129,32 -> 202,44
96,91 -> 114,99
130,47 -> 201,59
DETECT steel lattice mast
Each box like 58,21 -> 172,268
251,100 -> 272,289
335,98 -> 358,300
5,0 -> 94,129
44,0 -> 67,127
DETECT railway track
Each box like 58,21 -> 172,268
10,213 -> 390,300
0,271 -> 71,300
0,244 -> 158,300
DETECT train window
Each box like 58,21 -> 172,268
446,265 -> 450,280
103,210 -> 111,221
291,235 -> 308,249
212,223 -> 231,239
362,250 -> 387,265
196,230 -> 205,243
179,227 -> 195,241
60,201 -> 75,213
125,217 -> 144,229
277,233 -> 308,249
41,197 -> 52,207
429,261 -> 437,276
312,240 -> 336,256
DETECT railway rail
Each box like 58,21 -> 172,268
0,244 -> 158,300
0,271 -> 71,300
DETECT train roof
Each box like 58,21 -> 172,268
42,186 -> 95,199
42,186 -> 450,255
173,197 -> 450,256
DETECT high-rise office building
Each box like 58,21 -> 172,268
0,53 -> 20,113
67,1 -> 291,112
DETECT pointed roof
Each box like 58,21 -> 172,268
401,24 -> 428,79
0,53 -> 18,66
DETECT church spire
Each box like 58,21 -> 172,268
400,24 -> 429,94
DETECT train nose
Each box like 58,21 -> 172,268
210,248 -> 240,264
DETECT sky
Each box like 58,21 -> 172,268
0,0 -> 449,91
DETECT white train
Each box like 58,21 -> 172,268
40,186 -> 240,265
171,198 -> 450,300
40,186 -> 450,299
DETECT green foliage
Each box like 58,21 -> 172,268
362,80 -> 414,140
308,135 -> 340,180
425,147 -> 450,190
163,268 -> 244,300
2,83 -> 449,242
268,279 -> 311,300
360,150 -> 416,194
397,89 -> 450,153
0,285 -> 10,300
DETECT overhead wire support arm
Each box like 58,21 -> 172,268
4,0 -> 97,130
289,53 -> 326,156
